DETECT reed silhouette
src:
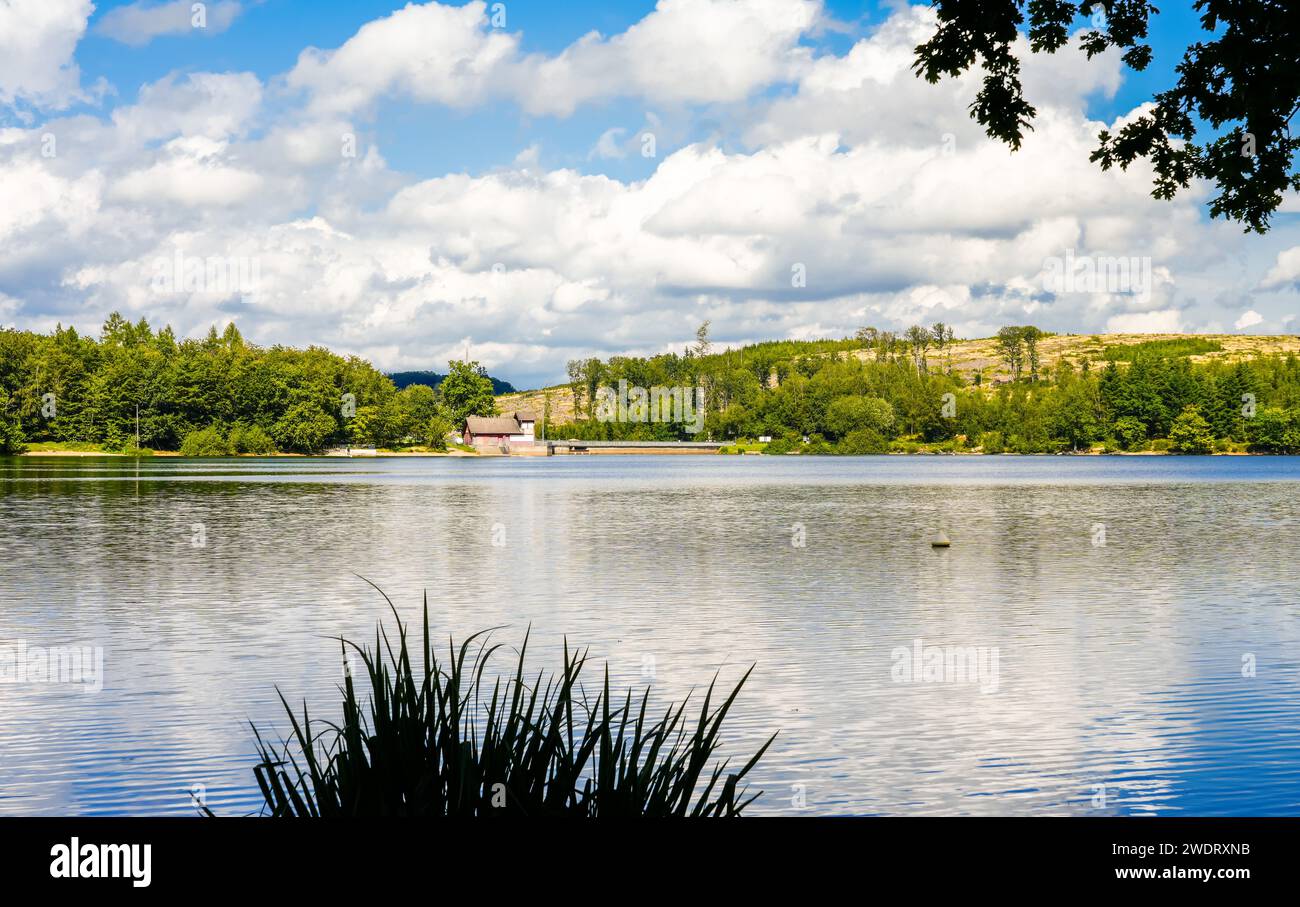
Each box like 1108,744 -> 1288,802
244,584 -> 776,817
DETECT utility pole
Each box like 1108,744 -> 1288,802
135,404 -> 140,450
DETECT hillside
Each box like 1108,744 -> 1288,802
496,333 -> 1300,421
496,385 -> 579,426
895,332 -> 1300,383
389,370 -> 517,395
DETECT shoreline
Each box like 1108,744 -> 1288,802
11,448 -> 1278,459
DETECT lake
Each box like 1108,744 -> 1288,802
1,454 -> 1298,816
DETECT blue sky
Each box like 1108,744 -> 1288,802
64,1 -> 858,183
2,1 -> 1298,388
65,0 -> 1206,181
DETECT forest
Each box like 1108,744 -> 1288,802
551,324 -> 1300,455
0,315 -> 496,455
4,316 -> 1300,456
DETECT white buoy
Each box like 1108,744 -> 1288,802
931,529 -> 951,548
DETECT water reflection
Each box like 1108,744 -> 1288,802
1,455 -> 1298,815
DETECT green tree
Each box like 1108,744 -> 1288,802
836,428 -> 890,455
931,322 -> 956,370
274,402 -> 337,453
913,0 -> 1300,232
904,325 -> 931,373
1021,326 -> 1043,382
566,359 -> 585,417
1169,405 -> 1215,454
424,415 -> 453,450
978,430 -> 1005,454
823,395 -> 895,440
693,321 -> 712,358
1247,406 -> 1300,453
996,326 -> 1024,381
348,405 -> 379,447
0,389 -> 26,454
180,427 -> 231,457
1049,372 -> 1100,450
1112,416 -> 1147,450
439,360 -> 497,428
396,384 -> 440,441
229,423 -> 276,455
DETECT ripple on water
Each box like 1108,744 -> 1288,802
1,455 -> 1298,815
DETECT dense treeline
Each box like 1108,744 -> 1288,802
5,315 -> 1300,457
0,315 -> 497,454
554,323 -> 1300,454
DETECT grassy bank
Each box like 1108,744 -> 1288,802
19,441 -> 163,456
14,440 -> 1265,458
730,437 -> 1256,456
14,441 -> 481,458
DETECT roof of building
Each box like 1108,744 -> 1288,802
466,416 -> 526,435
502,411 -> 537,422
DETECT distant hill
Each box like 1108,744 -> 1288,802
876,331 -> 1300,381
388,370 -> 517,395
495,332 -> 1300,422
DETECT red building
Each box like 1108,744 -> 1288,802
463,411 -> 537,450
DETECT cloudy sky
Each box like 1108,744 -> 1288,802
2,0 -> 1299,388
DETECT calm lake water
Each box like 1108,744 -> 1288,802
1,454 -> 1298,816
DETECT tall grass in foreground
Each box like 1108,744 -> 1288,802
247,589 -> 776,816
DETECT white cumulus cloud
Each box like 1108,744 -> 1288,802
1234,309 -> 1263,330
0,0 -> 94,110
286,0 -> 821,117
96,0 -> 244,47
1260,246 -> 1300,291
3,1 -> 1299,388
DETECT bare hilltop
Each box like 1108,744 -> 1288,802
496,333 -> 1300,423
